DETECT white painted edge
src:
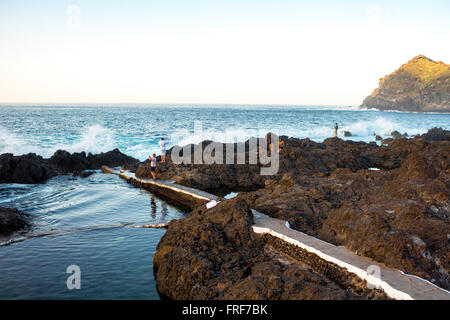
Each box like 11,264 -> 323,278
113,169 -> 214,201
253,226 -> 414,300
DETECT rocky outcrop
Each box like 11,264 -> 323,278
0,149 -> 140,184
136,136 -> 382,192
238,136 -> 450,289
417,127 -> 450,141
390,131 -> 408,139
136,139 -> 268,192
154,198 -> 381,300
0,207 -> 29,235
151,128 -> 449,292
362,55 -> 450,112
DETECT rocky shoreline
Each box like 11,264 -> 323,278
1,127 -> 448,298
0,148 -> 140,184
141,127 -> 450,297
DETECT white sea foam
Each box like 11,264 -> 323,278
166,116 -> 430,149
123,143 -> 150,161
173,127 -> 266,146
60,125 -> 116,155
0,126 -> 41,156
285,117 -> 426,140
0,124 -> 117,158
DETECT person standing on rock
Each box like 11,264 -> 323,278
159,138 -> 167,163
334,123 -> 339,137
149,153 -> 157,180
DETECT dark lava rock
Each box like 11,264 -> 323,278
0,149 -> 140,184
239,135 -> 450,289
72,170 -> 96,178
375,135 -> 383,141
153,127 -> 450,292
154,198 -> 365,300
0,207 -> 29,235
390,131 -> 408,139
344,131 -> 352,137
0,153 -> 56,184
136,139 -> 269,191
136,136 -> 383,192
418,127 -> 450,141
86,148 -> 140,169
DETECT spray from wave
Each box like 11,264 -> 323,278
168,117 -> 428,147
0,124 -> 117,158
61,125 -> 116,155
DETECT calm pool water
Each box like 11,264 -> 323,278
0,172 -> 187,299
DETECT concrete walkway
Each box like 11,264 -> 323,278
102,166 -> 450,300
102,166 -> 216,209
252,210 -> 450,300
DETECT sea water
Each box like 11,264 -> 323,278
0,104 -> 449,299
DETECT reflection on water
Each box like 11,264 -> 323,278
151,196 -> 156,219
161,201 -> 167,222
149,196 -> 169,223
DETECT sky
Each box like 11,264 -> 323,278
0,0 -> 449,105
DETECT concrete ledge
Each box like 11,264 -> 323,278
102,166 -> 216,209
252,210 -> 450,300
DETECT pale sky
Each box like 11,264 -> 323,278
0,0 -> 449,105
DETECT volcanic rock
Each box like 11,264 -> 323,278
154,198 -> 372,300
153,128 -> 450,291
362,55 -> 450,112
238,132 -> 450,289
0,207 -> 29,235
0,149 -> 139,184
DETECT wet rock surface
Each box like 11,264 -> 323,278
154,198 -> 377,300
150,128 -> 450,295
0,207 -> 29,236
0,149 -> 140,184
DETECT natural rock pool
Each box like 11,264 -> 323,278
0,172 -> 186,299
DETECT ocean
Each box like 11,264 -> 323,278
0,104 -> 449,299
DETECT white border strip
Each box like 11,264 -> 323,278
114,170 -> 213,201
134,178 -> 213,201
253,226 -> 414,300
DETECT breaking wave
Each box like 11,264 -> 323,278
0,124 -> 116,158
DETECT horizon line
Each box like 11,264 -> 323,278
0,102 -> 361,107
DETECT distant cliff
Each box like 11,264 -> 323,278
362,55 -> 450,112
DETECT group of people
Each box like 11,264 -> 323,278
148,137 -> 166,180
